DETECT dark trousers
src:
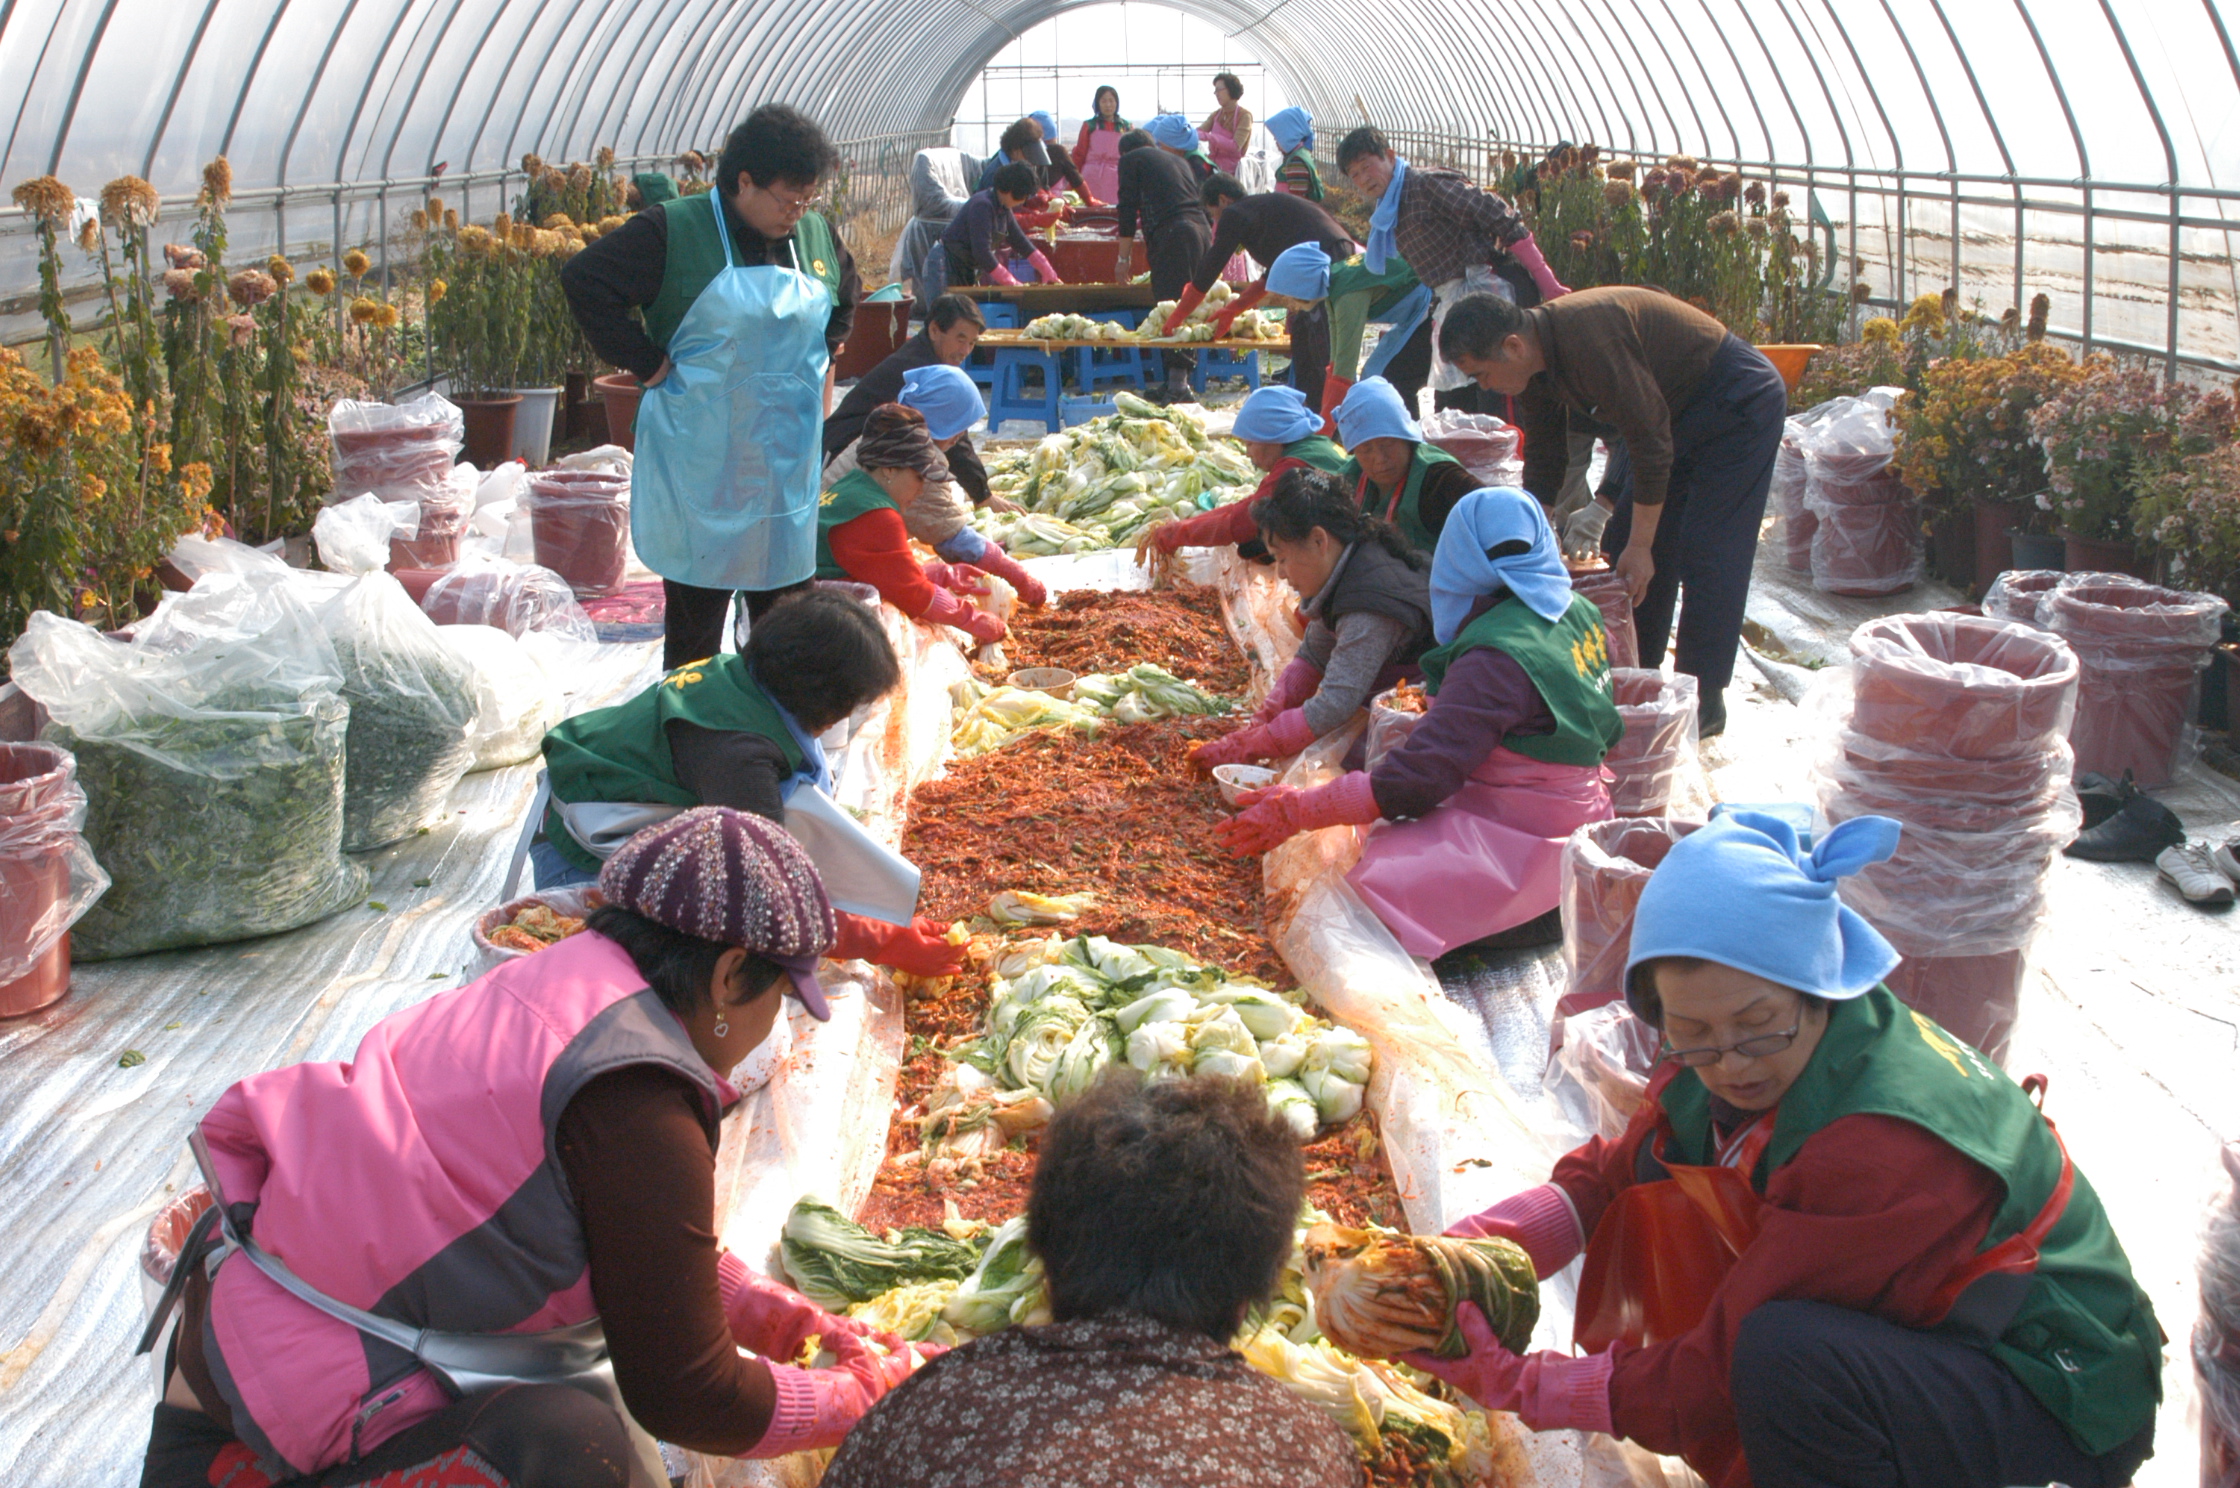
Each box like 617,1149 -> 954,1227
1373,317 -> 1434,424
1731,1300 -> 2153,1488
661,578 -> 811,671
1288,303 -> 1330,410
1148,219 -> 1211,383
1601,334 -> 1786,693
141,1385 -> 650,1488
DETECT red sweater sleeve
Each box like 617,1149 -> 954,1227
1600,1114 -> 2004,1477
827,507 -> 938,617
1161,461 -> 1298,549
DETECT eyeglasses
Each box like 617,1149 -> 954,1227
1660,1023 -> 1802,1068
754,183 -> 825,214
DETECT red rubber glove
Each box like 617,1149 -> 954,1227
1207,281 -> 1268,340
1213,770 -> 1382,855
1507,232 -> 1571,301
922,586 -> 1008,643
1028,250 -> 1064,286
1319,372 -> 1357,438
833,911 -> 969,977
1189,707 -> 1317,770
922,561 -> 990,596
1404,1305 -> 1614,1434
1251,657 -> 1324,725
1444,1183 -> 1584,1279
750,1332 -> 933,1457
988,262 -> 1021,287
971,543 -> 1048,608
717,1251 -> 875,1362
1161,283 -> 1208,335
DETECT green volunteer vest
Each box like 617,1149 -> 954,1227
643,197 -> 844,352
1282,434 -> 1350,475
1342,441 -> 1462,555
540,654 -> 806,870
813,468 -> 903,579
1658,989 -> 2162,1456
1416,592 -> 1621,765
1282,147 -> 1324,201
1326,254 -> 1421,380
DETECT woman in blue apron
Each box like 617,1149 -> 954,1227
563,105 -> 860,669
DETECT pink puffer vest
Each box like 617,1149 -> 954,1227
193,931 -> 735,1475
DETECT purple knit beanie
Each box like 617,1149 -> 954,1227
598,807 -> 838,1019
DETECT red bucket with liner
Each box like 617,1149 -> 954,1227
1606,669 -> 1697,817
1808,465 -> 1919,597
2043,574 -> 2227,789
0,742 -> 100,1017
1774,431 -> 1815,572
1981,569 -> 2063,630
528,470 -> 631,599
1558,816 -> 1703,1023
1883,951 -> 2029,1066
1847,613 -> 2078,759
1571,567 -> 1639,670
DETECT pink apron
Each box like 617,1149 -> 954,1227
1082,127 -> 1122,204
1202,118 -> 1255,283
1348,746 -> 1614,960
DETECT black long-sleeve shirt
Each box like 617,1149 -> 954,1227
560,199 -> 860,381
821,332 -> 992,505
941,189 -> 1035,279
1192,192 -> 1354,292
1116,148 -> 1210,244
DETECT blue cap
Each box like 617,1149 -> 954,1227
1626,811 -> 1903,1012
1266,106 -> 1314,155
1231,384 -> 1322,445
1427,487 -> 1571,638
1267,242 -> 1332,303
899,363 -> 983,441
1333,376 -> 1420,449
1149,113 -> 1200,152
1030,111 -> 1059,143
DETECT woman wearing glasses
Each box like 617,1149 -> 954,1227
564,105 -> 861,670
1402,810 -> 2161,1488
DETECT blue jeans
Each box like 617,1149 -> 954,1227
529,839 -> 600,891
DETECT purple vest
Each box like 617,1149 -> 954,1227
193,932 -> 735,1474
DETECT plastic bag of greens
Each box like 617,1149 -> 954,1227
433,624 -> 561,771
311,496 -> 481,848
6,571 -> 367,959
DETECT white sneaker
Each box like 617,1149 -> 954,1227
2158,842 -> 2236,906
2214,836 -> 2240,886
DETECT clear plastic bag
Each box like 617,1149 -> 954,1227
1365,685 -> 1426,772
1804,395 -> 1919,597
310,497 -> 482,850
1981,569 -> 2062,631
1607,668 -> 1698,816
388,463 -> 478,570
166,532 -> 288,584
1558,816 -> 1702,1024
1545,998 -> 1660,1141
2043,573 -> 2228,787
328,392 -> 464,504
1772,419 -> 1815,572
420,557 -> 597,641
1421,408 -> 1526,490
1845,612 -> 2078,758
6,572 -> 367,959
433,625 -> 561,772
1571,568 -> 1639,670
2198,1142 -> 2240,1488
526,470 -> 632,598
0,742 -> 109,995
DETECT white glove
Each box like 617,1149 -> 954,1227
1563,501 -> 1612,560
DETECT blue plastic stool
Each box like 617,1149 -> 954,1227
988,346 -> 1064,433
1074,311 -> 1149,393
965,302 -> 1020,392
1190,346 -> 1262,394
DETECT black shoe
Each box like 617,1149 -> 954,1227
2074,770 -> 2131,831
1697,688 -> 1727,740
2064,788 -> 2186,862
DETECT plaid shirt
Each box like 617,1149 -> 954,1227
1394,167 -> 1530,291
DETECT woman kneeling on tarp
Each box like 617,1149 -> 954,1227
1214,486 -> 1618,955
1406,810 -> 2161,1488
816,403 -> 1007,645
140,810 -> 932,1488
1190,468 -> 1432,771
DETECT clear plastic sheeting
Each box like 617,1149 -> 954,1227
1981,568 -> 2065,630
419,558 -> 598,642
327,393 -> 464,506
2198,1142 -> 2240,1488
1606,670 -> 1699,818
1803,394 -> 1918,600
432,625 -> 562,773
1557,817 -> 1703,1031
2042,574 -> 2228,791
0,741 -> 110,994
1422,408 -> 1526,490
1545,1000 -> 1659,1144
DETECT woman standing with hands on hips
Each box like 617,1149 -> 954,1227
1402,810 -> 2160,1488
1073,88 -> 1129,204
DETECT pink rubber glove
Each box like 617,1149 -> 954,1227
1213,770 -> 1382,855
988,262 -> 1021,287
1028,250 -> 1064,286
1406,1305 -> 1614,1434
1252,657 -> 1324,725
717,1251 -> 872,1362
922,586 -> 1007,643
1207,282 -> 1268,340
922,561 -> 990,596
1189,707 -> 1318,771
832,912 -> 969,977
971,543 -> 1048,608
748,1333 -> 930,1457
1507,232 -> 1571,301
1445,1183 -> 1585,1280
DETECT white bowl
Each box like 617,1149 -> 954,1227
1212,763 -> 1277,806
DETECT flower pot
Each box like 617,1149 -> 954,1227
1754,343 -> 1821,394
0,742 -> 102,1018
1927,509 -> 1975,590
562,371 -> 592,439
1969,497 -> 2028,593
2060,529 -> 2155,582
595,373 -> 643,454
1606,669 -> 1698,817
1557,817 -> 1703,1023
2044,574 -> 2229,788
1570,568 -> 1639,670
1846,613 -> 2079,758
506,386 -> 563,466
527,470 -> 631,598
2009,531 -> 2065,571
455,394 -> 522,470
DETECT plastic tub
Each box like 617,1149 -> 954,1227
2043,574 -> 2228,788
1883,950 -> 2028,1067
1846,613 -> 2079,759
527,470 -> 632,598
328,394 -> 463,502
0,742 -> 105,1017
1807,466 -> 1919,597
420,561 -> 596,641
1981,569 -> 2063,631
1557,816 -> 1703,1023
1571,568 -> 1640,671
1606,669 -> 1698,817
1776,431 -> 1816,573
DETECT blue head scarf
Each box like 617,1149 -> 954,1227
1334,377 -> 1421,448
1427,487 -> 1571,639
1267,242 -> 1331,303
1625,810 -> 1903,1012
1266,107 -> 1314,155
1149,113 -> 1200,153
1364,154 -> 1409,273
1231,384 -> 1322,445
1030,110 -> 1059,144
899,364 -> 983,441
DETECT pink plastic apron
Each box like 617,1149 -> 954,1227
1348,746 -> 1614,960
1201,119 -> 1255,283
1082,128 -> 1122,204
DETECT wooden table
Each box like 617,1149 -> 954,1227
953,282 -> 1158,313
977,329 -> 1291,353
